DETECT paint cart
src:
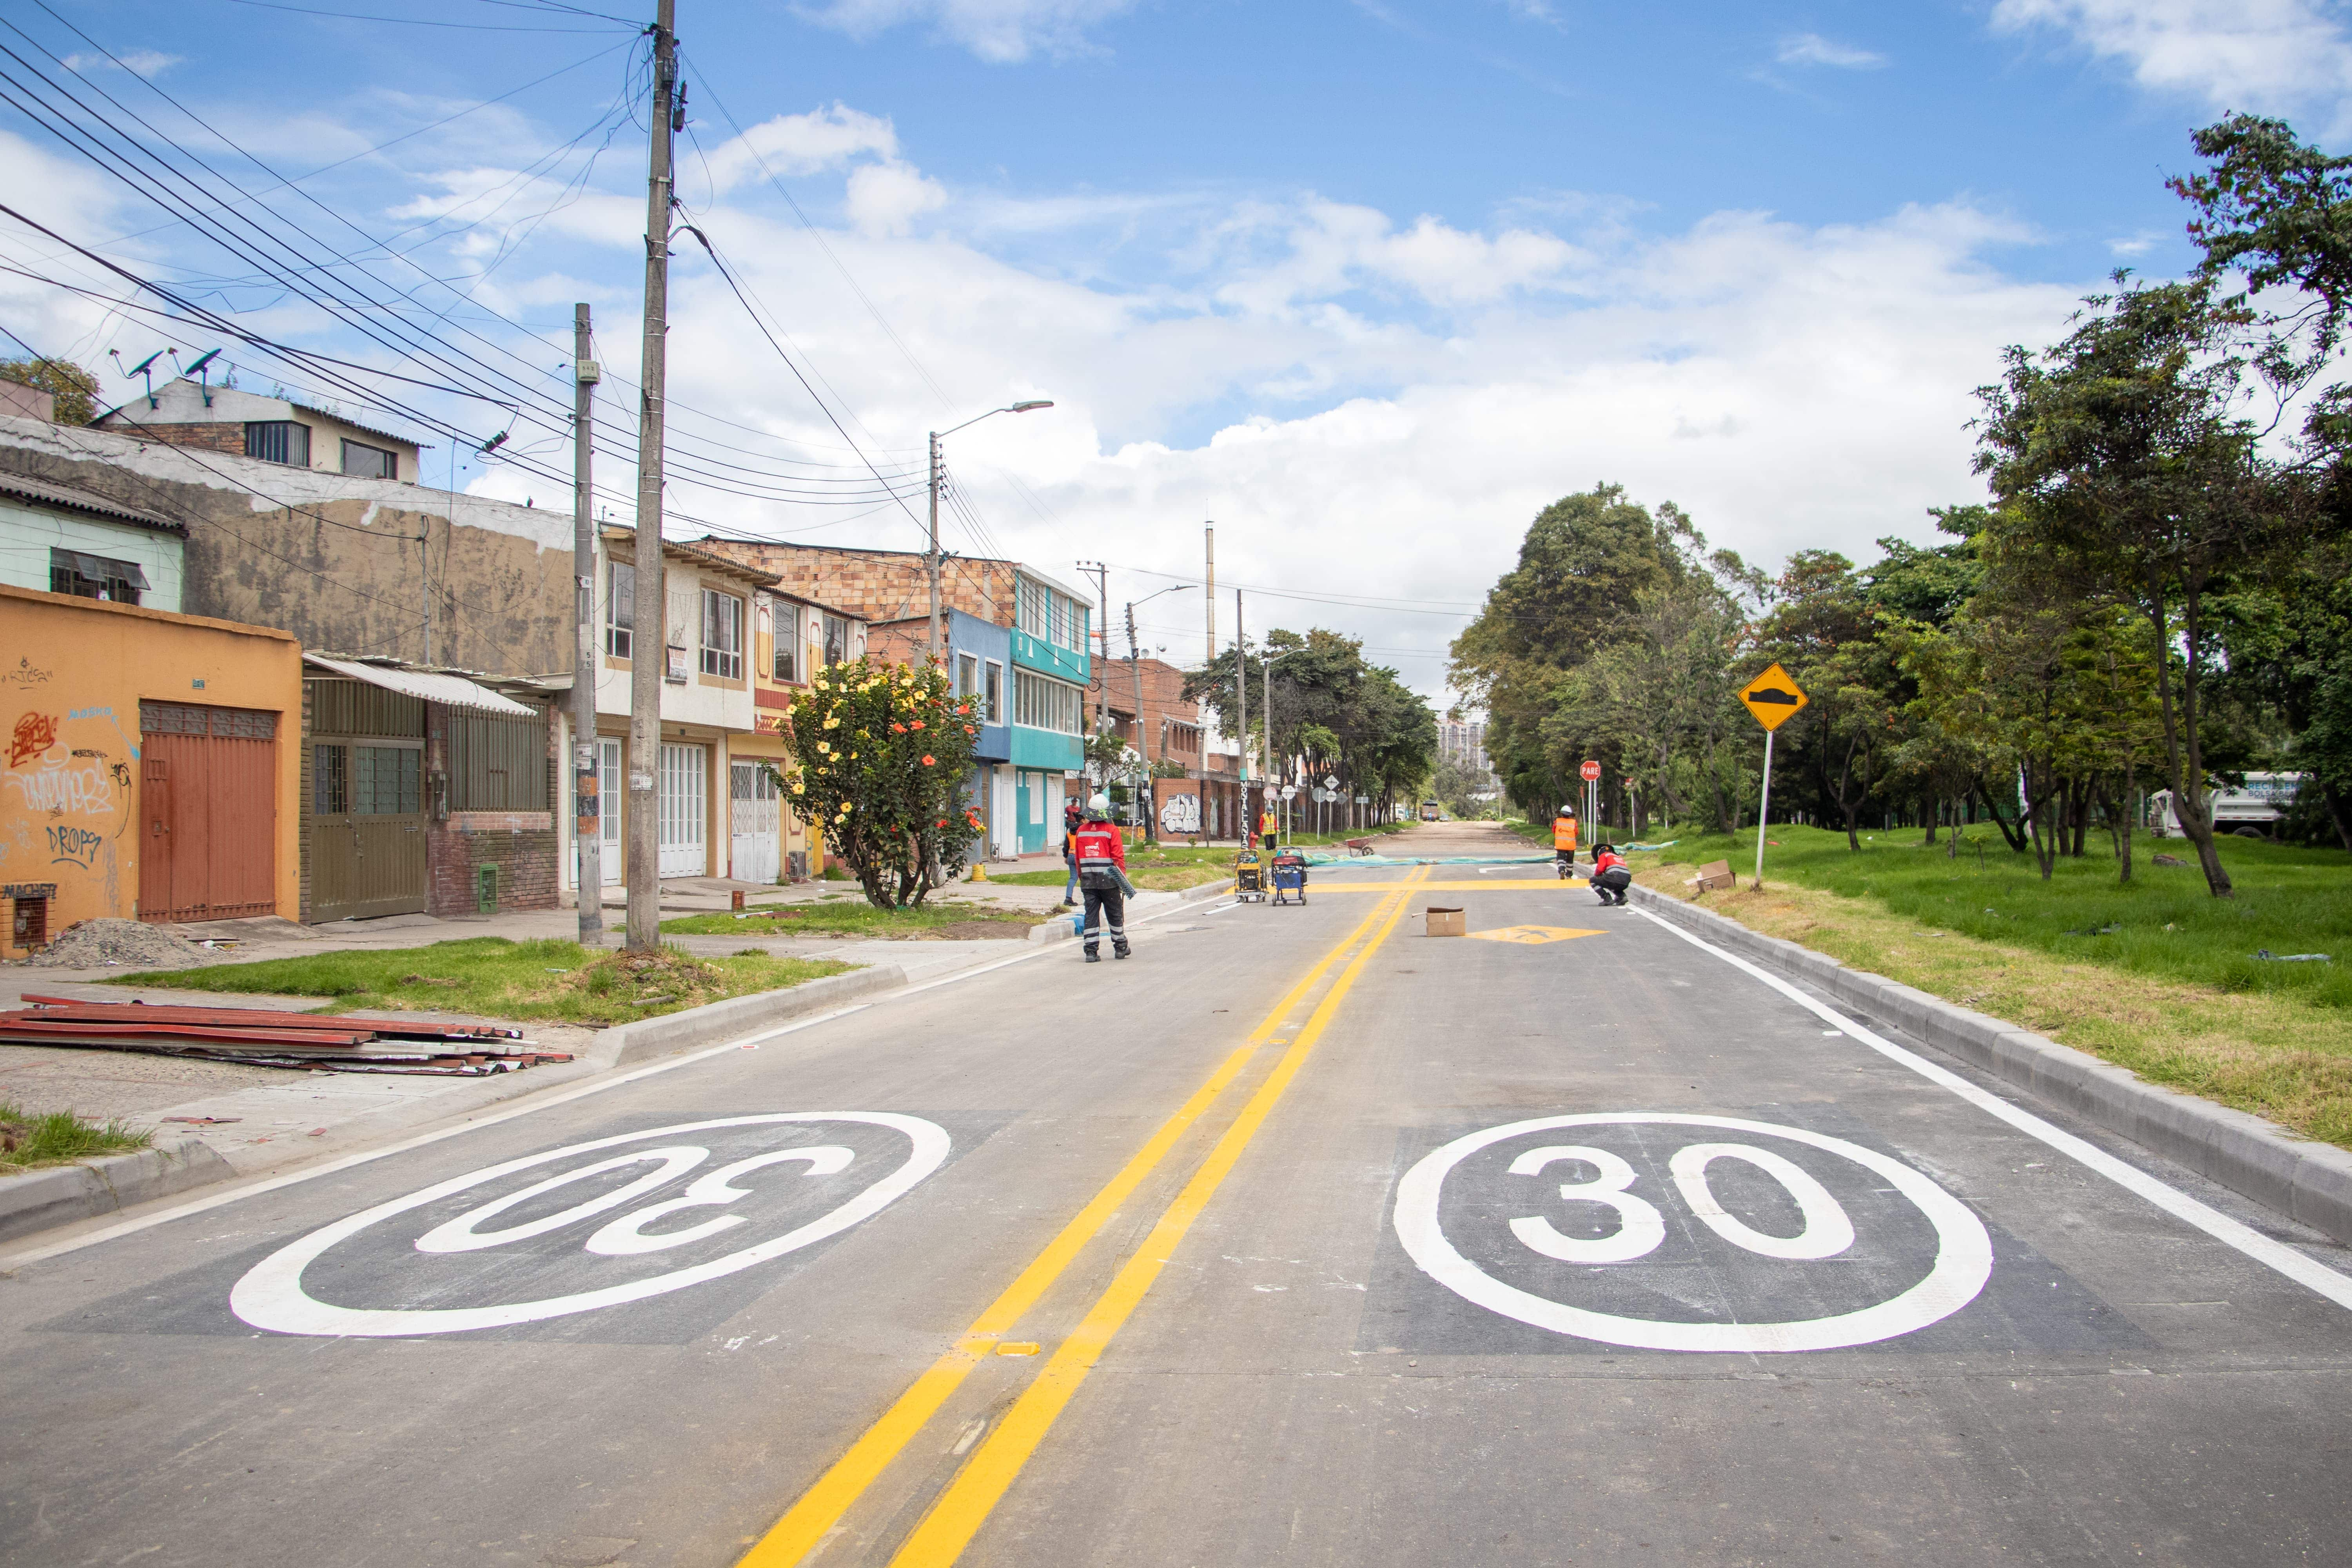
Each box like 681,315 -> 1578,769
1270,849 -> 1308,906
1233,848 -> 1267,903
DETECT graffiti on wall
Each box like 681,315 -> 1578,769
1158,790 -> 1202,835
3,704 -> 135,911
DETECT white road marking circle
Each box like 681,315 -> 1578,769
230,1114 -> 947,1337
1393,1112 -> 1992,1353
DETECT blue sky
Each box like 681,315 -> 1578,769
4,0 -> 2344,690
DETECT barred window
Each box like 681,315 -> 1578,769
141,702 -> 277,739
244,420 -> 310,466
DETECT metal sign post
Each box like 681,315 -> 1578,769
1737,663 -> 1809,889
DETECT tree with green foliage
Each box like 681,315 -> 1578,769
1973,275 -> 2291,898
777,657 -> 982,909
1185,625 -> 1436,827
0,358 -> 101,425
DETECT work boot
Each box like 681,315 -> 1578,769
1085,948 -> 1101,963
1114,944 -> 1131,960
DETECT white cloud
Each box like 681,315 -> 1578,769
1775,33 -> 1887,69
845,160 -> 949,236
2108,230 -> 2161,256
62,48 -> 182,77
1990,0 -> 2352,121
699,104 -> 901,194
793,0 -> 1138,62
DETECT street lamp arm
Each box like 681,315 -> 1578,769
936,399 -> 1056,441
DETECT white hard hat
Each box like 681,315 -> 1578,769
1089,792 -> 1111,813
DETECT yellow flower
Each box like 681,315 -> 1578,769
824,715 -> 840,729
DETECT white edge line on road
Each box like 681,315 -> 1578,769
0,895 -> 1231,1271
1630,905 -> 2352,1312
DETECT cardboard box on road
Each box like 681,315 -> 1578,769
1424,906 -> 1466,937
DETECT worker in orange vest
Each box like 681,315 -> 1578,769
1258,803 -> 1279,853
1551,808 -> 1579,873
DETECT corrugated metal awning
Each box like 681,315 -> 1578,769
304,654 -> 536,718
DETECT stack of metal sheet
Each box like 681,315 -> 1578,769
0,996 -> 572,1075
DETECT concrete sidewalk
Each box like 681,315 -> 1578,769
0,880 -> 1209,1194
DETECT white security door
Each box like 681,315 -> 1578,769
992,768 -> 1016,858
597,739 -> 624,884
658,742 -> 708,878
730,760 -> 780,884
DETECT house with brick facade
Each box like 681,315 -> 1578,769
734,584 -> 867,880
693,542 -> 1092,857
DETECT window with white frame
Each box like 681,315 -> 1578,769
955,652 -> 979,702
1014,670 -> 1083,734
604,560 -> 634,659
701,588 -> 744,679
984,660 -> 1004,724
822,613 -> 849,667
1014,577 -> 1087,653
769,598 -> 800,682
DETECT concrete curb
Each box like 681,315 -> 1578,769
606,965 -> 908,1067
0,1138 -> 234,1244
1629,883 -> 2352,1249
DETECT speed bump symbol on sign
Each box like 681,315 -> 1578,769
1739,662 -> 1808,731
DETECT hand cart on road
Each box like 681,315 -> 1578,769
1271,850 -> 1309,906
1234,848 -> 1267,903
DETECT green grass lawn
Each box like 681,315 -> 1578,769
0,1101 -> 151,1176
984,842 -> 1234,892
663,900 -> 1040,937
109,937 -> 851,1026
1642,825 -> 2351,1010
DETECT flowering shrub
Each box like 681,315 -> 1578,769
773,656 -> 982,908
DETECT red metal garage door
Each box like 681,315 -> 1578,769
138,702 -> 279,925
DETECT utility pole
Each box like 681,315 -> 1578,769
1077,559 -> 1110,733
1264,649 -> 1275,838
1204,524 -> 1215,672
1234,588 -> 1247,840
572,303 -> 603,945
1127,601 -> 1154,843
625,0 -> 678,954
926,429 -> 943,662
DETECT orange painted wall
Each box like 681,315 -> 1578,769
1,584 -> 302,953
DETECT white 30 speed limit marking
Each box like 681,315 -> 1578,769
231,1114 -> 947,1337
1394,1112 -> 1993,1353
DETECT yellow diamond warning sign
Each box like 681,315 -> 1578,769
1739,662 -> 1809,732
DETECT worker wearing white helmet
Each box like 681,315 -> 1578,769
1070,792 -> 1131,963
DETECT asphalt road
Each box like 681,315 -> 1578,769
5,822 -> 2351,1568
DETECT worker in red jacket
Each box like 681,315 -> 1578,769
1588,843 -> 1632,906
1071,793 -> 1132,962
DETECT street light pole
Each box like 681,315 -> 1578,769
624,0 -> 678,955
926,399 -> 1054,663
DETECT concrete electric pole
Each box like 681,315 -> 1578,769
625,0 -> 678,954
926,428 -> 942,662
572,302 -> 602,945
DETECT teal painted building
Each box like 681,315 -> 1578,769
1005,565 -> 1092,854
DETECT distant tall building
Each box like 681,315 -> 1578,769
1440,716 -> 1488,775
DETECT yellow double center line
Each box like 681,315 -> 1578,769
739,867 -> 1430,1568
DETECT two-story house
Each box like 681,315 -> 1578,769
867,607 -> 1012,856
733,584 -> 867,880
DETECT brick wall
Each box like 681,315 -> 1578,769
116,422 -> 249,457
421,701 -> 560,916
695,543 -> 1014,628
1106,657 -> 1204,769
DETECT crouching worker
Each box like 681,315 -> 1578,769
1589,843 -> 1632,907
1073,794 -> 1132,963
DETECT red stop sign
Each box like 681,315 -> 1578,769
1580,760 -> 1601,781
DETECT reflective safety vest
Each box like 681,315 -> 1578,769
1553,816 -> 1579,851
1072,820 -> 1127,881
1260,811 -> 1278,835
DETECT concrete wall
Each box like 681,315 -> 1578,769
0,416 -> 572,675
0,498 -> 185,613
0,585 -> 301,953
